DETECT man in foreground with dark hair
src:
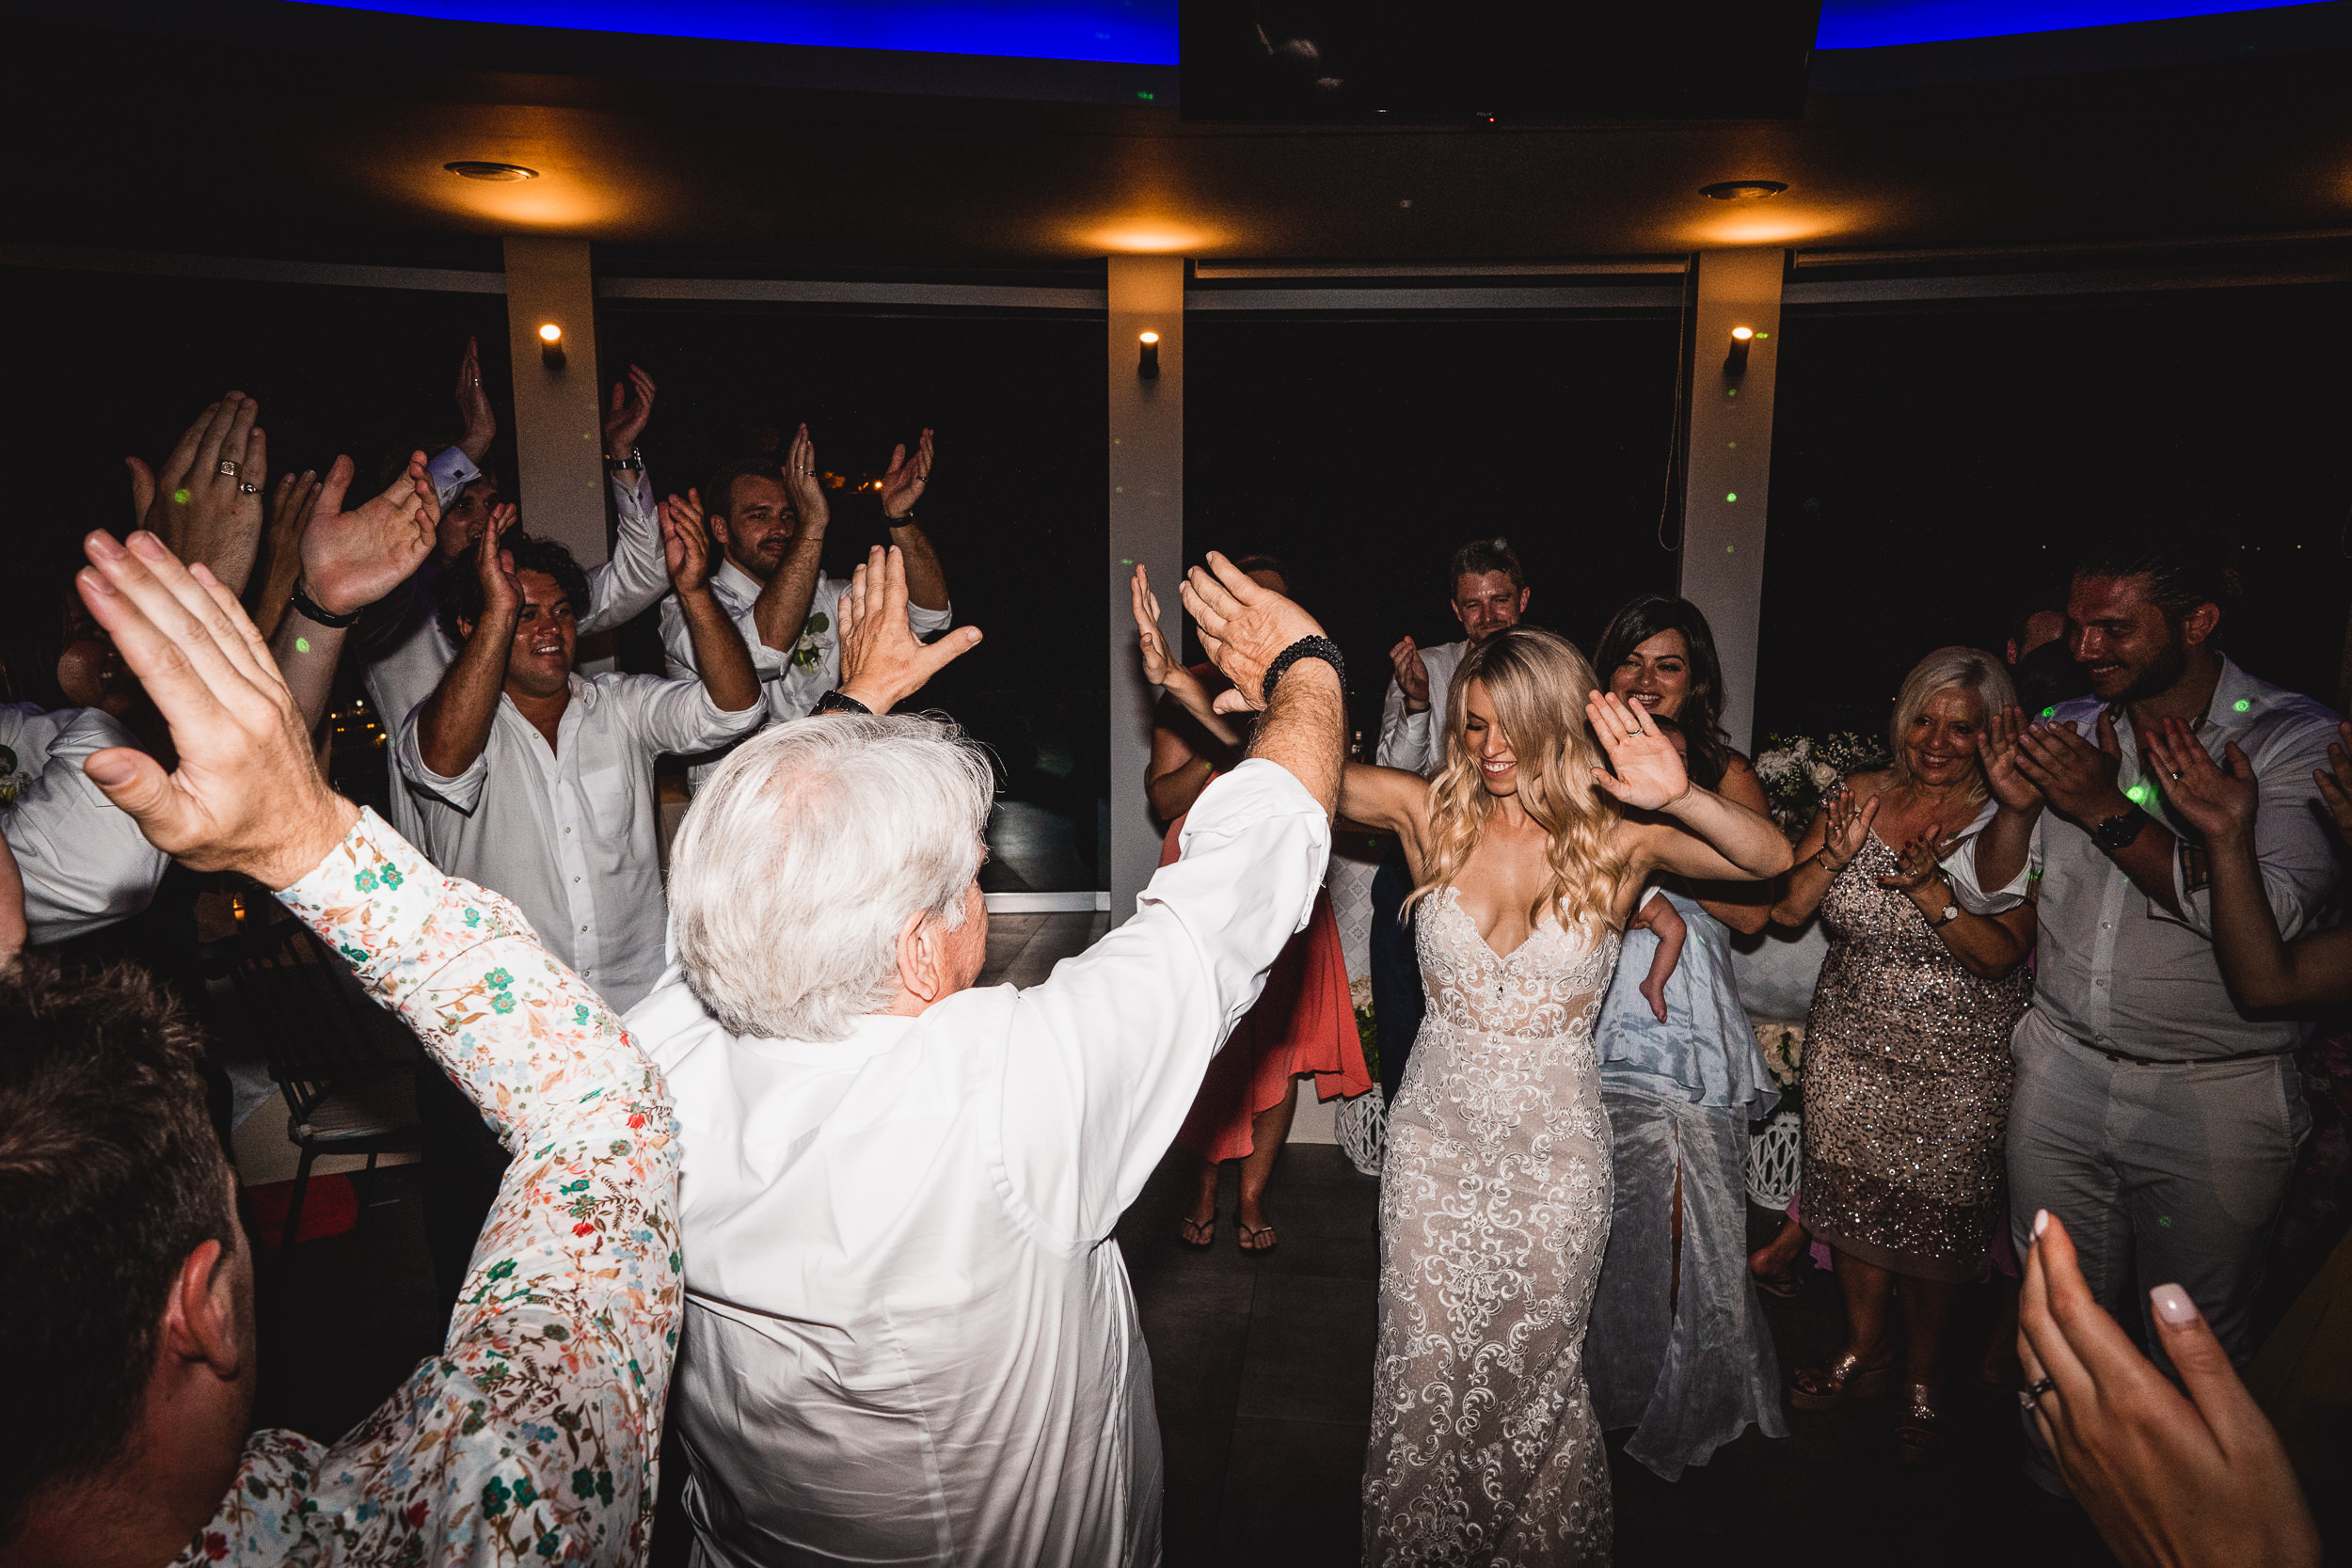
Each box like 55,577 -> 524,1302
1,527 -> 684,1564
1953,528 -> 2341,1497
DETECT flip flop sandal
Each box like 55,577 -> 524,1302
1788,1349 -> 1895,1410
1236,1222 -> 1279,1255
1752,1270 -> 1803,1299
1177,1215 -> 1216,1249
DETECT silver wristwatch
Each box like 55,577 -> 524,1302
1933,898 -> 1963,926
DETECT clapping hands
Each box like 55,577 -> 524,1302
1875,826 -> 1947,891
1176,553 -> 1325,715
835,545 -> 983,715
1816,784 -> 1878,870
2142,719 -> 2257,847
1977,705 -> 2043,813
297,451 -> 443,620
879,428 -> 934,521
660,489 -> 713,594
1389,637 -> 1431,713
128,394 -> 267,595
603,363 -> 656,456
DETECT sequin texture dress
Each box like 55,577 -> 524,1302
1363,887 -> 1621,1567
1801,828 -> 2030,1282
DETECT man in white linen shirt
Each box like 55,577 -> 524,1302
630,548 -> 1343,1566
359,352 -> 670,841
660,425 -> 950,786
395,512 -> 762,1014
0,702 -> 168,946
1950,532 -> 2338,1489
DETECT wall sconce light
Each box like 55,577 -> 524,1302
1724,325 -> 1754,376
539,323 -> 565,368
1138,330 -> 1160,380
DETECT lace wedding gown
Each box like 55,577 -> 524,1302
1363,886 -> 1622,1567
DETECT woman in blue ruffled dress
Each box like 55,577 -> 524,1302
1584,595 -> 1788,1481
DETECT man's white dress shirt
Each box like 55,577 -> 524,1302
629,757 -> 1329,1566
1950,657 -> 2341,1060
1376,638 -> 1468,777
661,555 -> 951,786
0,704 -> 170,945
362,457 -> 671,843
393,673 -> 762,1013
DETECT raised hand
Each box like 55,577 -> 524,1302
1390,636 -> 1430,712
1177,551 -> 1326,714
603,363 -> 657,455
127,394 -> 267,594
72,531 -> 357,887
836,545 -> 983,715
1586,689 -> 1691,812
2019,1210 -> 2321,1568
250,467 -> 323,640
782,422 -> 831,541
2144,719 -> 2257,846
1876,825 -> 1946,891
1818,785 -> 1879,870
298,451 -> 442,619
661,494 -> 714,594
1978,705 -> 2042,814
454,336 -> 497,463
1132,563 -> 1179,688
2015,711 -> 2130,828
879,428 -> 934,521
476,504 -> 522,626
2315,721 -> 2352,842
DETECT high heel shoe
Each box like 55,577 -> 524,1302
1788,1348 -> 1895,1410
1896,1382 -> 1949,1463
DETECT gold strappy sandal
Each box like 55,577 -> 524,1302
1788,1348 -> 1895,1410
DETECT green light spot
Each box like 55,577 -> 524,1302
1725,545 -> 1736,554
1724,492 -> 1739,503
171,488 -> 191,506
2233,699 -> 2250,712
2156,1214 -> 2172,1228
2041,706 -> 2057,718
1755,331 -> 1770,340
1136,90 -> 1155,100
294,636 -> 311,654
1726,388 -> 1739,398
2126,783 -> 2153,805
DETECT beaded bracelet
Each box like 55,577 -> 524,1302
1262,635 -> 1345,706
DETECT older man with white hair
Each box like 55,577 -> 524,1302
630,547 -> 1347,1567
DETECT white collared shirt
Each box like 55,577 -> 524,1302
1376,639 -> 1467,777
629,757 -> 1328,1566
392,672 -> 762,1013
362,461 -> 672,844
0,704 -> 170,945
1950,657 -> 2343,1060
661,555 -> 952,786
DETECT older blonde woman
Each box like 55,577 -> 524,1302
1769,646 -> 2037,1461
1342,626 -> 1791,1566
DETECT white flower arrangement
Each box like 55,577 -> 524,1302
1751,731 -> 1892,839
1753,1020 -> 1805,1091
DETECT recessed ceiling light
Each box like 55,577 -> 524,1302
444,161 -> 540,182
1699,180 -> 1788,201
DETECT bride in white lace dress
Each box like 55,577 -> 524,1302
1340,629 -> 1792,1566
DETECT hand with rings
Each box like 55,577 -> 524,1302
2019,1208 -> 2319,1568
781,422 -> 830,542
125,392 -> 268,595
2143,718 -> 2257,848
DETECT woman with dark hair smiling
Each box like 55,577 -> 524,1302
1583,594 -> 1789,1480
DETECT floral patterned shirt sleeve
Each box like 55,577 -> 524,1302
178,809 -> 682,1568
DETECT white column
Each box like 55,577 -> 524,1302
1676,248 -> 1787,755
501,236 -> 609,569
1107,256 -> 1184,922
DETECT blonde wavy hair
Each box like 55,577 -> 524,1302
1405,626 -> 1629,937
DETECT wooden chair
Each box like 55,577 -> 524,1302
202,915 -> 422,1246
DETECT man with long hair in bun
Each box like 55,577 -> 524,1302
1343,626 -> 1791,1565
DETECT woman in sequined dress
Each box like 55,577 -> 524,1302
1340,628 -> 1793,1566
1770,647 -> 2037,1461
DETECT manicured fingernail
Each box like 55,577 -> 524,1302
77,566 -> 114,596
2150,1284 -> 2198,1325
2033,1209 -> 2049,1239
129,531 -> 167,558
86,531 -> 124,560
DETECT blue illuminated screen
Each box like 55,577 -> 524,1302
300,0 -> 2308,61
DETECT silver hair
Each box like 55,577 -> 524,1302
1887,645 -> 2018,805
668,714 -> 994,1043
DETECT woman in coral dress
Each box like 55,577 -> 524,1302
1135,557 -> 1371,1253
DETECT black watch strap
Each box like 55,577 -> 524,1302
813,689 -> 871,717
2092,809 -> 2146,851
289,578 -> 364,629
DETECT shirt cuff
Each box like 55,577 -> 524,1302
427,446 -> 480,506
908,599 -> 953,635
274,810 -> 442,986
